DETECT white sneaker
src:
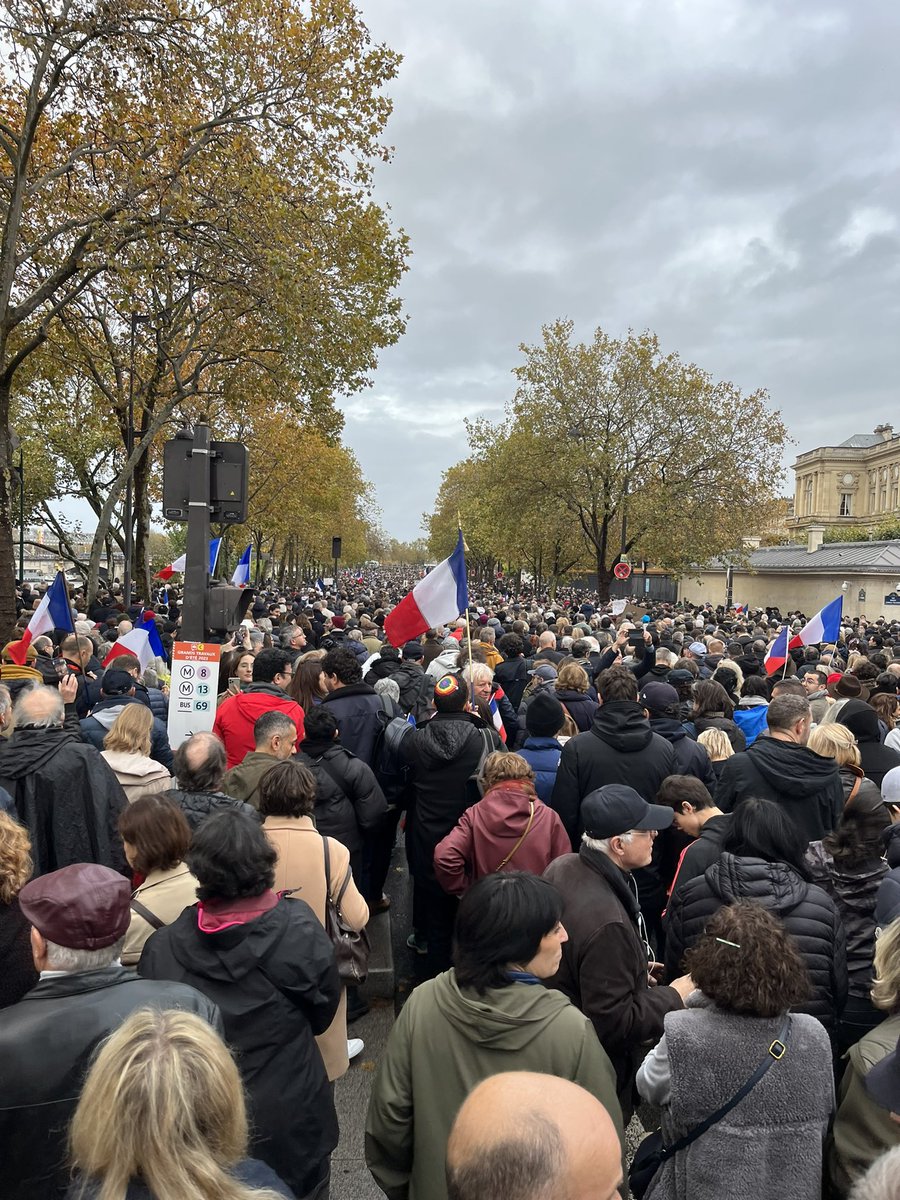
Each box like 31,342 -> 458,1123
347,1037 -> 365,1060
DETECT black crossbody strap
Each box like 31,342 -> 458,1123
130,897 -> 164,931
662,1014 -> 791,1160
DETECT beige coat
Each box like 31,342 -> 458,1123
101,749 -> 174,802
122,863 -> 199,966
264,814 -> 369,1080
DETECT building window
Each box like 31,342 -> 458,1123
839,493 -> 852,517
893,485 -> 899,510
870,490 -> 877,512
881,489 -> 887,510
804,477 -> 813,514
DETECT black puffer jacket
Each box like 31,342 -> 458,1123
551,702 -> 676,846
714,737 -> 843,842
876,823 -> 900,927
805,841 -> 886,998
297,739 -> 387,853
665,853 -> 848,1031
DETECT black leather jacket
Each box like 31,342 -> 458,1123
0,966 -> 220,1200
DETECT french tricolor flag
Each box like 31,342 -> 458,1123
384,530 -> 468,647
764,624 -> 789,676
788,595 -> 843,650
103,613 -> 166,673
7,572 -> 74,664
231,544 -> 252,587
157,537 -> 222,581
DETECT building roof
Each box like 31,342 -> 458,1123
838,433 -> 884,448
732,540 -> 900,574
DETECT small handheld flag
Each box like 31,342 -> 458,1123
231,544 -> 252,588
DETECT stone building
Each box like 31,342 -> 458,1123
789,423 -> 900,534
682,530 -> 900,619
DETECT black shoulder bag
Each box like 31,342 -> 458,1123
629,1014 -> 791,1200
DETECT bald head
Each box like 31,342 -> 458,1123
14,686 -> 64,729
173,731 -> 226,792
446,1073 -> 622,1200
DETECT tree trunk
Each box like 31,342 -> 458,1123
133,441 -> 152,602
0,384 -> 17,639
596,548 -> 613,602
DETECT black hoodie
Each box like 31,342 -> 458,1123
714,736 -> 843,842
550,701 -> 676,846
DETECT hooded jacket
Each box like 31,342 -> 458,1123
665,853 -> 848,1030
139,895 -> 340,1199
212,684 -> 304,770
648,716 -> 716,789
0,726 -> 128,877
875,823 -> 900,927
433,781 -> 570,895
805,840 -> 887,997
550,701 -> 676,846
714,737 -> 843,842
554,687 -> 598,733
732,701 -> 769,746
683,715 -> 746,752
425,647 -> 461,681
401,712 -> 501,885
80,694 -> 173,772
836,700 -> 900,787
364,969 -> 623,1200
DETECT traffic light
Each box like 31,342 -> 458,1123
206,586 -> 255,636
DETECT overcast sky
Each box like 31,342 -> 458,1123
343,0 -> 900,542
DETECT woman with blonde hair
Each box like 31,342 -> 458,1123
696,726 -> 734,782
67,1007 -> 292,1199
828,917 -> 900,1197
101,704 -> 173,802
433,751 -> 571,896
554,662 -> 598,732
0,811 -> 36,1007
808,723 -> 883,808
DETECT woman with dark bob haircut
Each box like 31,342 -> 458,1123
637,902 -> 834,1200
139,810 -> 342,1200
665,797 -> 848,1037
118,793 -> 198,967
366,872 -> 625,1200
260,759 -> 369,1081
683,679 -> 746,752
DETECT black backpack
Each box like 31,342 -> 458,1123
372,694 -> 414,807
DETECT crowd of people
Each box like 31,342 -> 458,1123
1,571 -> 900,1199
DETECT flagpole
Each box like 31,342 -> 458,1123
458,513 -> 475,711
781,625 -> 790,679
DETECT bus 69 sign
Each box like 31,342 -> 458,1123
168,642 -> 222,750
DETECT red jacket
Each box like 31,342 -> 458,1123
433,781 -> 571,896
213,685 -> 305,769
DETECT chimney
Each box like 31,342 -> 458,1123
807,526 -> 825,554
874,423 -> 894,442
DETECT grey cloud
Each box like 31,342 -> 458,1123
346,0 -> 900,539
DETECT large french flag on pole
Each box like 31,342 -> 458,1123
764,625 -> 789,676
7,571 -> 74,664
103,614 -> 166,672
385,530 -> 468,647
788,595 -> 843,649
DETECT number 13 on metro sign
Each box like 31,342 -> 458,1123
168,642 -> 222,750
